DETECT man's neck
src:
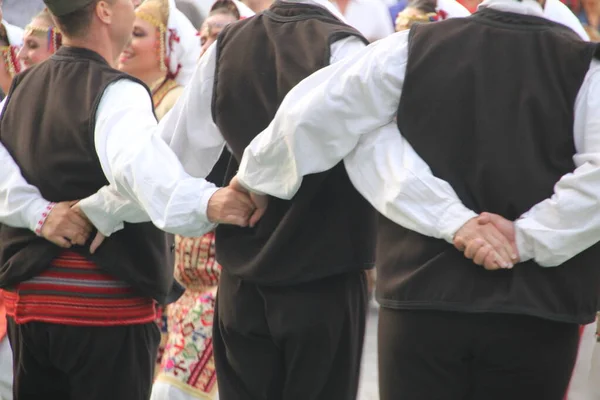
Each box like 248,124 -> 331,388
246,0 -> 273,12
62,37 -> 119,68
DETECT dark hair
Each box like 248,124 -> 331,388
209,0 -> 240,20
406,0 -> 437,14
53,0 -> 113,38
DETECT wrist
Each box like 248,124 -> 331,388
439,203 -> 478,243
34,202 -> 57,236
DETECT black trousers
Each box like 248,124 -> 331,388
7,318 -> 160,400
213,270 -> 368,400
378,308 -> 580,400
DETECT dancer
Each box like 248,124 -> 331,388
0,0 -> 253,398
0,1 -> 514,399
232,0 -> 600,398
150,2 -> 246,399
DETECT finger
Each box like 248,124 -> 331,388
90,232 -> 106,254
473,245 -> 492,266
480,229 -> 512,268
72,231 -> 90,246
464,238 -> 486,259
222,214 -> 249,227
483,227 -> 513,268
509,239 -> 519,262
453,236 -> 467,251
249,206 -> 266,228
70,235 -> 85,247
67,212 -> 93,231
477,212 -> 492,225
60,227 -> 88,244
49,236 -> 72,249
483,251 -> 504,270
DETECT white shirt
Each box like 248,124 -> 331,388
87,80 -> 219,237
237,0 -> 600,267
0,0 -> 349,236
79,0 -> 467,241
333,0 -> 395,41
0,0 -> 376,236
0,76 -> 219,238
543,0 -> 589,40
1,0 -> 594,268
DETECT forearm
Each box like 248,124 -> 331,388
343,123 -> 477,242
0,143 -> 52,233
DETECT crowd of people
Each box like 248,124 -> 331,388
0,0 -> 598,400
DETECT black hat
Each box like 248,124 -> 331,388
43,0 -> 96,17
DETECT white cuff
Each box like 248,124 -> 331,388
199,186 -> 220,228
436,202 -> 478,243
78,192 -> 125,237
32,201 -> 56,236
514,218 -> 535,264
235,173 -> 267,196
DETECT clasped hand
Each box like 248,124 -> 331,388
454,212 -> 520,270
40,176 -> 268,255
206,175 -> 268,228
40,185 -> 512,271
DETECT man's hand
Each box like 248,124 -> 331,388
40,201 -> 92,248
229,176 -> 268,228
476,212 -> 520,262
207,187 -> 256,226
453,215 -> 518,270
71,204 -> 106,254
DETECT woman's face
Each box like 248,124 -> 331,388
17,18 -> 54,70
200,13 -> 238,56
118,16 -> 161,77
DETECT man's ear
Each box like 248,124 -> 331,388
96,0 -> 114,25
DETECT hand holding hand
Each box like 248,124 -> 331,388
40,201 -> 92,248
453,213 -> 518,270
207,187 -> 256,227
70,204 -> 106,254
229,176 -> 268,228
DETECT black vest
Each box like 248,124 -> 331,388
212,1 -> 375,285
0,47 -> 174,304
377,8 -> 600,324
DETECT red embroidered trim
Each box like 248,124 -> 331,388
34,202 -> 56,236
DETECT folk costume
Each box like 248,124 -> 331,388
234,0 -> 600,398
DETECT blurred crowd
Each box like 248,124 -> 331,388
0,1 -> 598,400
3,0 -> 598,42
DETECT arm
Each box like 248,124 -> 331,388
0,140 -> 53,232
237,32 -> 408,198
343,122 -> 477,242
78,77 -> 250,238
0,100 -> 91,246
235,32 -> 514,267
511,61 -> 600,266
236,32 -> 475,240
78,43 -> 227,236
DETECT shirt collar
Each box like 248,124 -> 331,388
277,0 -> 350,24
477,0 -> 545,17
